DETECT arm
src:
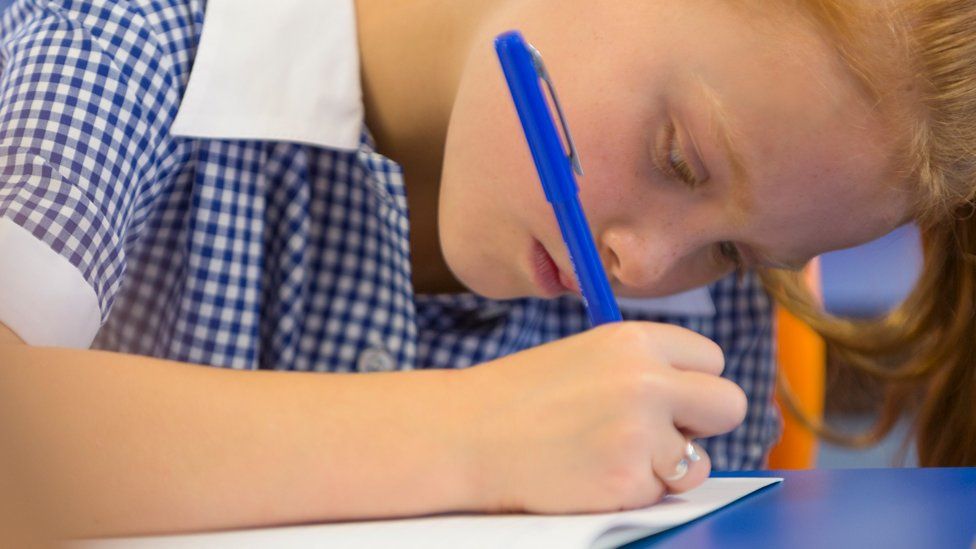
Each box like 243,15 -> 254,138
0,321 -> 747,540
0,322 -> 476,538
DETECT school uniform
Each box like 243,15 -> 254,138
0,0 -> 779,469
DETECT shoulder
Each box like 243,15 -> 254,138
1,0 -> 203,90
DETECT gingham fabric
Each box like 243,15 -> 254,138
0,0 -> 779,470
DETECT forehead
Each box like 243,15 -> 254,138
669,1 -> 902,254
716,35 -> 891,196
648,0 -> 893,180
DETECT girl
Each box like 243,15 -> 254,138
0,0 -> 970,538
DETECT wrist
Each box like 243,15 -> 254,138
430,367 -> 491,513
377,367 -> 495,514
441,365 -> 512,514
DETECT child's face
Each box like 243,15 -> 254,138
439,0 -> 912,300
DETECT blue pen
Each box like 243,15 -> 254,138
495,30 -> 622,326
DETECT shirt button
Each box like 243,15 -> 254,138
477,302 -> 511,322
358,347 -> 396,373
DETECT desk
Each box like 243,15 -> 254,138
627,468 -> 976,548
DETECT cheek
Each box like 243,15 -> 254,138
749,166 -> 899,262
438,58 -> 562,295
573,137 -> 654,227
442,52 -> 549,215
569,100 -> 673,225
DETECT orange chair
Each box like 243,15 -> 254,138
767,261 -> 826,469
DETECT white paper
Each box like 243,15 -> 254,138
80,477 -> 780,549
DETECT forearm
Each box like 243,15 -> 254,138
0,344 -> 477,538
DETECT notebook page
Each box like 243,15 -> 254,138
80,477 -> 781,549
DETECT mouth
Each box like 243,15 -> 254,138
530,240 -> 579,298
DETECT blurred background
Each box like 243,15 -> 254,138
817,224 -> 921,468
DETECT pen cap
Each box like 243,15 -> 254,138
494,31 -> 579,205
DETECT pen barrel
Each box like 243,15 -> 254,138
553,200 -> 623,326
496,30 -> 622,327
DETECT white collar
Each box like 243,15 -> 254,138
171,0 -> 363,151
618,289 -> 716,317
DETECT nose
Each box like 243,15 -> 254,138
601,228 -> 672,292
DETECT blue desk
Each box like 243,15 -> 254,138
627,468 -> 976,548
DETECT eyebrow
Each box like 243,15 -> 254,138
691,81 -> 807,272
692,78 -> 752,212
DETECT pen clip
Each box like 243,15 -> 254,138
527,43 -> 585,177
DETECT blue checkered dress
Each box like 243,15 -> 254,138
0,0 -> 779,470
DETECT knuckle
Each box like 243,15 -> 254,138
672,327 -> 725,375
612,422 -> 652,454
613,363 -> 665,402
601,321 -> 655,350
661,324 -> 724,372
634,367 -> 668,399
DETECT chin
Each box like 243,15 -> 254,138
455,271 -> 520,300
439,216 -> 539,300
444,255 -> 522,300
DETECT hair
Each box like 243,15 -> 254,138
759,0 -> 976,466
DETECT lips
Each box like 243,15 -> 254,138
558,266 -> 581,295
531,240 -> 578,297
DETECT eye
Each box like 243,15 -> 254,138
664,123 -> 700,188
718,241 -> 745,273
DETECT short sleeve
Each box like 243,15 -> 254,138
0,2 -> 182,347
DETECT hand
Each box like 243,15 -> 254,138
457,322 -> 747,514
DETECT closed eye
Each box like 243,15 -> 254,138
663,123 -> 700,188
718,241 -> 745,274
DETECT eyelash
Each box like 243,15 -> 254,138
719,242 -> 746,274
664,123 -> 699,187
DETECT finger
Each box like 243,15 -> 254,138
662,370 -> 748,438
635,322 -> 726,377
652,438 -> 711,495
